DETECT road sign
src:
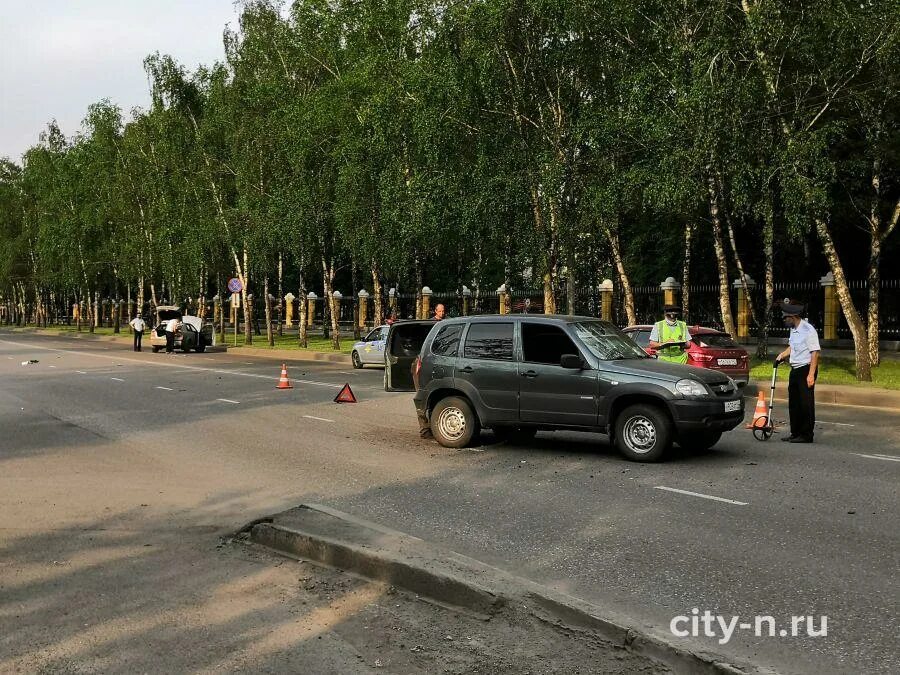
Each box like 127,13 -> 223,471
228,277 -> 243,293
230,292 -> 241,308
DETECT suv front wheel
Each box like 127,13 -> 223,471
614,403 -> 672,462
430,396 -> 478,448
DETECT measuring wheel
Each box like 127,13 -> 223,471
752,415 -> 774,441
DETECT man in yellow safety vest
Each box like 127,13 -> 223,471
648,305 -> 691,364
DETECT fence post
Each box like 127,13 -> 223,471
462,286 -> 471,316
284,293 -> 295,327
732,274 -> 756,340
659,276 -> 681,308
497,284 -> 509,315
332,291 -> 343,327
307,292 -> 317,327
599,279 -> 614,321
820,272 -> 839,341
421,286 -> 432,319
358,289 -> 369,330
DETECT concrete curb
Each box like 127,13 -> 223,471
240,503 -> 772,675
744,380 -> 900,410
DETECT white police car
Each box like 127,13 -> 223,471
351,325 -> 388,368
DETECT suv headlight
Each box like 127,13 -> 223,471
675,379 -> 709,397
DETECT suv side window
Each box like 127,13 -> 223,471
522,323 -> 578,365
463,323 -> 514,361
431,323 -> 463,356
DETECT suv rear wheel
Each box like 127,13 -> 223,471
614,403 -> 672,462
431,396 -> 478,448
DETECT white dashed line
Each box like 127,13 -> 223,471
48,365 -> 56,368
816,420 -> 855,427
155,386 -> 173,391
76,370 -> 87,374
110,377 -> 125,382
217,398 -> 240,404
654,486 -> 748,506
854,453 -> 900,463
302,415 -> 335,423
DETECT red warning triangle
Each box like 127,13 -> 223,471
334,383 -> 357,403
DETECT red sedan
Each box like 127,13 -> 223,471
622,324 -> 750,386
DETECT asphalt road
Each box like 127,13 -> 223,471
1,332 -> 897,674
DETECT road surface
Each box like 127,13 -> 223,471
0,332 -> 897,673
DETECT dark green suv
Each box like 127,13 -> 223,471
385,315 -> 745,462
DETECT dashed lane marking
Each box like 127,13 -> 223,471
302,415 -> 335,423
156,386 -> 173,391
853,453 -> 900,463
76,370 -> 87,374
110,377 -> 125,382
0,338 -> 347,390
654,486 -> 748,506
816,420 -> 855,427
217,398 -> 240,404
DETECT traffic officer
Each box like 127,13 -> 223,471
775,302 -> 820,443
648,305 -> 691,364
129,312 -> 145,352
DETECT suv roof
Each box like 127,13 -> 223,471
442,314 -> 601,324
625,324 -> 729,336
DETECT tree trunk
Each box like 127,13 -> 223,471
603,217 -> 635,325
322,257 -> 340,350
706,171 -> 736,336
867,233 -> 881,368
682,223 -> 694,321
372,263 -> 383,327
264,276 -> 274,347
566,249 -> 576,315
298,275 -> 308,349
757,209 -> 775,359
815,217 -> 871,381
277,252 -> 284,337
351,260 -> 361,340
242,248 -> 252,346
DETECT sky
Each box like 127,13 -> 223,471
0,0 -> 242,162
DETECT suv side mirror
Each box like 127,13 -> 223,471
560,354 -> 584,369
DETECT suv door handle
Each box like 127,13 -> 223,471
520,370 -> 538,378
458,366 -> 474,374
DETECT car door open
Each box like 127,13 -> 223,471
385,321 -> 435,391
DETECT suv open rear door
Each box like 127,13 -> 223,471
384,320 -> 436,391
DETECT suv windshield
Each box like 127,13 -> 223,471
573,321 -> 649,360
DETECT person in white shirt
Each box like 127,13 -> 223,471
164,317 -> 181,354
775,302 -> 820,443
128,312 -> 146,352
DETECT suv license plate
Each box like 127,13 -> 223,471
724,400 -> 741,413
718,358 -> 737,366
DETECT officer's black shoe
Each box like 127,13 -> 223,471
789,436 -> 813,443
781,435 -> 796,442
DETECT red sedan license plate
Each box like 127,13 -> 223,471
718,358 -> 737,366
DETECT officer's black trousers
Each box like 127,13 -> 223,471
788,364 -> 816,440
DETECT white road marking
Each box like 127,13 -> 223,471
76,370 -> 87,374
110,377 -> 125,382
302,415 -> 334,423
0,338 -> 345,389
653,486 -> 748,506
854,453 -> 900,463
816,420 -> 855,427
217,398 -> 240,404
155,386 -> 173,391
48,365 -> 56,368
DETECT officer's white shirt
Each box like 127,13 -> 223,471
649,319 -> 691,343
165,318 -> 179,332
788,319 -> 820,367
129,317 -> 145,331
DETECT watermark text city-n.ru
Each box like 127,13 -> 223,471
670,609 -> 828,645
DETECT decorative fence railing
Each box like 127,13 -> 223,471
4,277 -> 900,341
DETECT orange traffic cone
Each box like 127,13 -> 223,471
276,363 -> 293,389
746,391 -> 767,428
